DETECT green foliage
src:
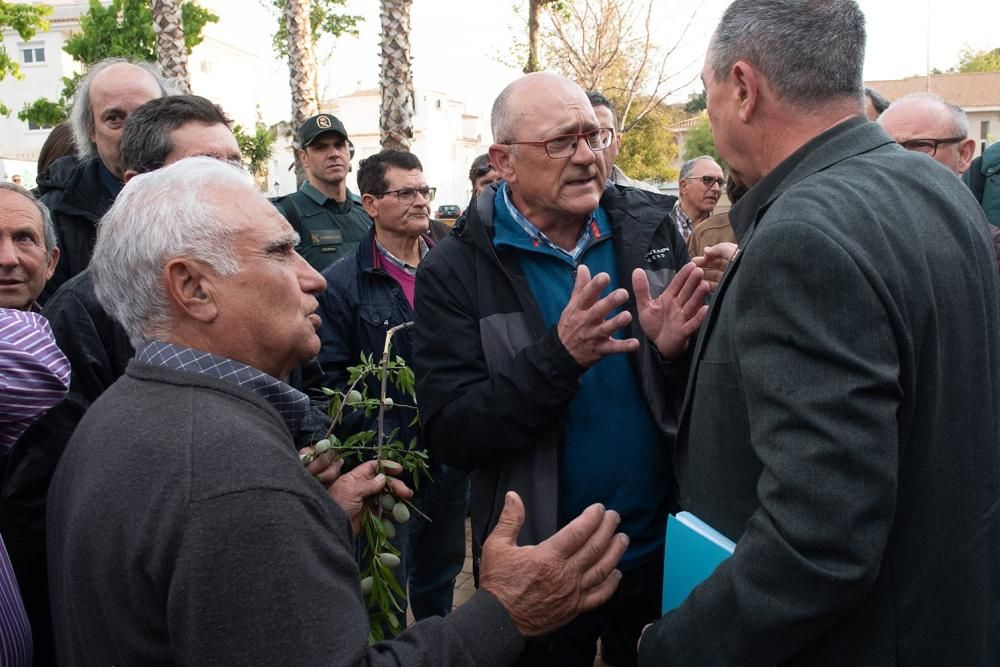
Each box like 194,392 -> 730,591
267,0 -> 362,58
19,0 -> 216,128
955,46 -> 1000,73
0,1 -> 51,116
63,0 -> 217,64
683,114 -> 725,170
616,105 -> 679,182
306,325 -> 429,642
684,89 -> 706,115
233,121 -> 277,179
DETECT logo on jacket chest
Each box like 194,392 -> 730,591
645,246 -> 672,266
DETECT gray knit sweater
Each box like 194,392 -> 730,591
47,360 -> 523,665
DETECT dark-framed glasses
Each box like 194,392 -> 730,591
505,127 -> 615,159
375,186 -> 436,204
897,137 -> 965,156
685,175 -> 725,188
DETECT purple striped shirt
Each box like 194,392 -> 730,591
0,308 -> 71,666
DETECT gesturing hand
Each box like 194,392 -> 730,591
632,262 -> 710,360
479,491 -> 628,638
557,264 -> 640,368
692,242 -> 738,293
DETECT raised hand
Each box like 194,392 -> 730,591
632,262 -> 710,360
557,264 -> 640,368
692,242 -> 738,292
479,491 -> 629,638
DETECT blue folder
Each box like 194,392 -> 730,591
661,512 -> 736,614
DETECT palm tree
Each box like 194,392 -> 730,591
378,0 -> 413,150
152,0 -> 191,93
285,0 -> 318,184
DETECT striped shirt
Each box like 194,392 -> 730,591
0,308 -> 71,666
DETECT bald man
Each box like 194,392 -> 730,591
412,72 -> 708,665
35,58 -> 173,302
877,92 -> 976,176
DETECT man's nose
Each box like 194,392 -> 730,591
570,136 -> 597,164
298,253 -> 327,293
0,237 -> 19,267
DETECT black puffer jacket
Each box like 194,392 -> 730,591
36,156 -> 116,303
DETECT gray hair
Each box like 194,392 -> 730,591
708,0 -> 866,111
0,181 -> 58,259
891,91 -> 970,139
680,156 -> 718,180
70,57 -> 174,162
491,80 -> 518,144
91,157 -> 247,347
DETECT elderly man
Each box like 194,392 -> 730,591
637,0 -> 1000,664
877,91 -> 977,176
0,183 -> 59,311
0,95 -> 242,666
413,71 -> 707,665
317,149 -> 468,627
274,113 -> 372,272
672,155 -> 725,242
35,58 -> 172,301
46,156 -> 626,665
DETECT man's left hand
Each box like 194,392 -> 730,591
632,262 -> 710,360
326,459 -> 413,535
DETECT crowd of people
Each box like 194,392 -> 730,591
1,0 -> 998,665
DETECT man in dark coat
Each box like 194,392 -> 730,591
35,58 -> 171,303
636,0 -> 1000,664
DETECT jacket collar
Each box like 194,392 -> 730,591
358,224 -> 435,274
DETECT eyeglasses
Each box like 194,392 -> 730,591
684,175 -> 725,188
504,127 -> 615,159
375,186 -> 436,204
897,137 -> 965,157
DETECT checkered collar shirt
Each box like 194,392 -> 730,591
375,235 -> 429,276
136,340 -> 309,436
500,182 -> 596,262
672,199 -> 696,242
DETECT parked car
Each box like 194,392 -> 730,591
435,205 -> 461,220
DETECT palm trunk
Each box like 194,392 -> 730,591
152,0 -> 191,94
285,0 -> 318,185
379,0 -> 414,150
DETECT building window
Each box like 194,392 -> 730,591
982,120 -> 991,141
21,45 -> 45,64
27,120 -> 53,131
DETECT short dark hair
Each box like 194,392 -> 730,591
468,153 -> 492,185
119,95 -> 232,175
357,149 -> 423,197
587,91 -> 616,126
864,87 -> 890,116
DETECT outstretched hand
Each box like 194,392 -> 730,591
479,491 -> 628,638
692,242 -> 738,292
632,262 -> 710,360
557,264 -> 640,368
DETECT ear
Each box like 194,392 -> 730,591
123,169 -> 139,182
958,138 -> 976,175
361,193 -> 379,219
731,60 -> 760,124
164,258 -> 219,324
44,247 -> 60,280
489,144 -> 515,182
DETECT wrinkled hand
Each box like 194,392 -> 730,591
632,262 -> 710,360
479,491 -> 629,638
557,264 -> 640,368
691,242 -> 738,292
325,459 -> 412,535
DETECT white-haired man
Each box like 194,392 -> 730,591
877,91 -> 977,176
46,156 -> 627,665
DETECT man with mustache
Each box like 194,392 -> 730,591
274,113 -> 372,272
672,156 -> 725,243
412,72 -> 708,665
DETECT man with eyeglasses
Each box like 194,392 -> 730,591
412,71 -> 709,666
273,114 -> 372,273
876,92 -> 976,177
315,149 -> 469,632
673,156 -> 726,242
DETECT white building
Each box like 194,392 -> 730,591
323,87 -> 491,209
